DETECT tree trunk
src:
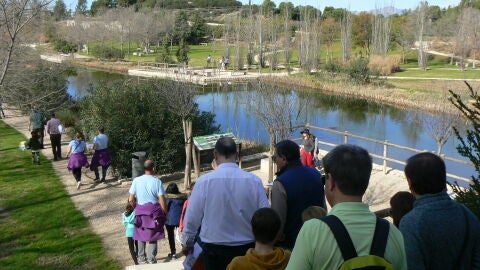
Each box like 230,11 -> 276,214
0,40 -> 15,86
183,119 -> 192,189
268,132 -> 275,183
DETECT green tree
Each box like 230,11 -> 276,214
75,0 -> 88,15
188,13 -> 208,44
79,80 -> 218,177
90,0 -> 115,15
323,6 -> 344,20
261,0 -> 276,15
352,12 -> 373,56
176,39 -> 189,65
156,37 -> 173,63
174,11 -> 190,44
449,82 -> 480,218
53,0 -> 68,21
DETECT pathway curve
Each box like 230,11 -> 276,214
1,107 -> 180,268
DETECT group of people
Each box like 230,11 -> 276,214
28,108 -> 112,190
65,128 -> 112,189
124,135 -> 480,269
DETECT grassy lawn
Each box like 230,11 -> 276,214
0,121 -> 121,270
391,68 -> 480,79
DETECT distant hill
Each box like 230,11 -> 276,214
369,6 -> 405,15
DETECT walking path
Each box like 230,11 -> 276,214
1,107 -> 411,269
1,107 -> 182,268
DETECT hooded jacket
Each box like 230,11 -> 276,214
227,247 -> 291,270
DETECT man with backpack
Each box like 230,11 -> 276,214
286,144 -> 407,270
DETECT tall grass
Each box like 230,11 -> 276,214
0,121 -> 121,270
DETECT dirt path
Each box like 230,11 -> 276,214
1,107 -> 181,268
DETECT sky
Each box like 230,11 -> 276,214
62,0 -> 461,13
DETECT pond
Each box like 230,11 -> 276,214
67,69 -> 474,185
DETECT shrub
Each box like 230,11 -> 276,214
79,80 -> 219,177
91,46 -> 124,60
53,39 -> 77,54
324,60 -> 343,74
346,58 -> 371,85
368,55 -> 401,76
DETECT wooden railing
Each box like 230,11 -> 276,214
305,124 -> 473,184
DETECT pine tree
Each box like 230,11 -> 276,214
449,81 -> 480,218
75,0 -> 87,15
176,39 -> 189,66
53,0 -> 67,21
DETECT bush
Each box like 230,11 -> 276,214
91,46 -> 124,60
53,39 -> 77,54
346,58 -> 371,85
79,80 -> 219,177
57,108 -> 77,128
324,60 -> 343,74
368,55 -> 401,76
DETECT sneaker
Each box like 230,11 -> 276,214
147,259 -> 157,264
94,178 -> 100,182
138,257 -> 147,264
100,178 -> 106,182
76,181 -> 81,190
172,254 -> 178,259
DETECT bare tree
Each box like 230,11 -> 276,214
0,0 -> 51,86
282,3 -> 292,73
155,80 -> 197,188
415,2 -> 429,70
1,54 -> 70,112
372,9 -> 391,56
456,8 -> 480,70
341,10 -> 352,62
245,81 -> 308,182
420,88 -> 462,154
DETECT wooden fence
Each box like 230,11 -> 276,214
305,124 -> 473,184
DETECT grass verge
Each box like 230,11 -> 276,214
0,121 -> 121,270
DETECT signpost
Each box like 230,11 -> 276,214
192,132 -> 242,176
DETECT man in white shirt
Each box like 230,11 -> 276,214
182,137 -> 270,270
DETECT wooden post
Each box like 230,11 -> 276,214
383,140 -> 388,174
192,146 -> 199,179
344,131 -> 349,144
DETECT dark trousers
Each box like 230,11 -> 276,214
72,168 -> 82,182
165,225 -> 177,254
50,134 -> 61,160
93,165 -> 109,180
33,127 -> 44,148
202,242 -> 254,270
127,237 -> 138,265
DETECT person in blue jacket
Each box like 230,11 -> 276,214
165,183 -> 187,259
122,199 -> 138,265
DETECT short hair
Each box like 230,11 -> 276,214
214,137 -> 237,159
75,132 -> 83,139
322,144 -> 372,196
166,183 -> 180,194
144,160 -> 155,171
405,152 -> 446,195
302,206 -> 327,223
390,191 -> 415,227
51,112 -> 56,117
98,127 -> 105,133
251,208 -> 281,244
275,140 -> 300,162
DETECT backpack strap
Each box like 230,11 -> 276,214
321,215 -> 358,260
321,215 -> 390,261
369,218 -> 390,257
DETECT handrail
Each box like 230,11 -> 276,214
304,124 -> 473,184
